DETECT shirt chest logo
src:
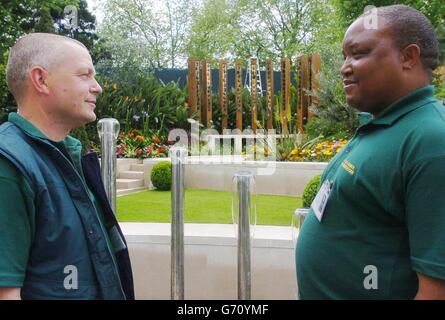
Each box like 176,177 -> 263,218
341,159 -> 355,175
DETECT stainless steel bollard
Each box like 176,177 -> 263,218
234,171 -> 253,300
170,147 -> 187,300
97,118 -> 120,214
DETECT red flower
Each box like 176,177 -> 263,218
152,136 -> 161,144
157,146 -> 165,154
135,149 -> 143,156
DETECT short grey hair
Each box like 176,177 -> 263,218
6,33 -> 87,102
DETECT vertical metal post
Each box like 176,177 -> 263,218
235,172 -> 252,300
97,118 -> 120,214
171,147 -> 187,300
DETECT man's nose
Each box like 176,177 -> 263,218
340,58 -> 352,77
91,78 -> 103,95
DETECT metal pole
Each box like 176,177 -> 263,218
235,171 -> 252,300
97,118 -> 120,214
171,147 -> 187,300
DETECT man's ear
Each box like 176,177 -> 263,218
401,44 -> 421,70
29,66 -> 50,95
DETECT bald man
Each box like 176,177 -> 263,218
0,33 -> 134,300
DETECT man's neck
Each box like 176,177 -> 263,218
17,107 -> 70,142
371,80 -> 431,117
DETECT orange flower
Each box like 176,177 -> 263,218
136,135 -> 145,142
152,137 -> 161,144
157,146 -> 165,154
135,149 -> 143,156
128,132 -> 134,137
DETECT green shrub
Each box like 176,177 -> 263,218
302,174 -> 322,207
150,161 -> 172,191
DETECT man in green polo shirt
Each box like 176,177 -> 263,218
0,33 -> 134,299
296,5 -> 445,299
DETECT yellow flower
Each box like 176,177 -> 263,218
112,83 -> 118,90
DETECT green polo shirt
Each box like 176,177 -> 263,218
296,85 -> 445,299
0,113 -> 114,287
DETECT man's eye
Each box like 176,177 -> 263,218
353,51 -> 368,57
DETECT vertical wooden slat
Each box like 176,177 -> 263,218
187,57 -> 200,119
297,55 -> 310,132
296,56 -> 303,133
235,60 -> 243,131
250,58 -> 259,133
219,60 -> 228,129
300,56 -> 310,132
265,59 -> 274,130
281,57 -> 290,134
201,60 -> 212,128
309,53 -> 321,121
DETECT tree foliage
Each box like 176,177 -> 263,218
0,0 -> 102,124
187,0 -> 334,66
333,0 -> 445,29
98,0 -> 196,70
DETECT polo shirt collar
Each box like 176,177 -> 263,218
371,85 -> 436,126
8,112 -> 82,152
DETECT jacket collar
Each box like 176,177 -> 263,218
8,112 -> 82,153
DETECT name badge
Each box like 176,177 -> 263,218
310,180 -> 332,222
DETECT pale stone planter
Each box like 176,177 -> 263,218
125,157 -> 328,197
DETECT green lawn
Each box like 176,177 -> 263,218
117,189 -> 301,226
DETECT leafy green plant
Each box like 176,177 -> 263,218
433,66 -> 445,103
305,45 -> 358,140
302,174 -> 322,207
150,161 -> 172,191
76,72 -> 191,152
276,134 -> 298,161
0,51 -> 16,124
